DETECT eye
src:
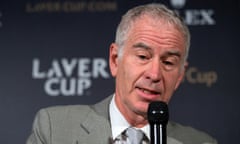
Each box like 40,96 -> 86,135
134,48 -> 151,63
163,61 -> 174,66
162,57 -> 179,71
138,55 -> 148,60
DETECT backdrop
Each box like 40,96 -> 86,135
0,0 -> 239,144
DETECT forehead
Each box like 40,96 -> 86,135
130,14 -> 182,36
126,15 -> 185,52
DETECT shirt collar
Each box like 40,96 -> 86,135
109,95 -> 150,140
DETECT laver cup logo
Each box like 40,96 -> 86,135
32,58 -> 110,96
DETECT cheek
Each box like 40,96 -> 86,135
118,52 -> 147,90
116,61 -> 132,88
122,66 -> 136,87
119,59 -> 140,89
164,72 -> 181,90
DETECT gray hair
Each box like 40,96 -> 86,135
115,3 -> 190,62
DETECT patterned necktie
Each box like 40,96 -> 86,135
126,127 -> 144,144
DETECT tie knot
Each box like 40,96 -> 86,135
126,127 -> 144,144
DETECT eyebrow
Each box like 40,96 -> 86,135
133,42 -> 152,50
165,50 -> 181,58
133,42 -> 181,58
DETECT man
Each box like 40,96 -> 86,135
26,3 -> 217,144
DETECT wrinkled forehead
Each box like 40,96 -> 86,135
127,15 -> 186,57
131,15 -> 186,45
129,14 -> 184,38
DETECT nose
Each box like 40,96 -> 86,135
145,60 -> 162,83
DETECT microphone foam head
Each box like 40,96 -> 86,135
147,101 -> 169,125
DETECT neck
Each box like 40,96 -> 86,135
114,96 -> 148,128
126,114 -> 148,128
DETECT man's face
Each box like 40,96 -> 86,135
109,16 -> 186,118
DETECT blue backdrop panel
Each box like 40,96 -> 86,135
0,0 -> 239,144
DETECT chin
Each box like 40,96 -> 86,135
135,102 -> 149,114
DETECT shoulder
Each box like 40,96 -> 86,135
168,121 -> 217,144
43,104 -> 92,114
37,104 -> 93,121
28,105 -> 94,143
32,105 -> 96,135
31,104 -> 96,130
34,95 -> 113,124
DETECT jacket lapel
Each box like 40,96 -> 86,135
76,95 -> 113,144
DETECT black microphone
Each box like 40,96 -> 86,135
147,101 -> 169,144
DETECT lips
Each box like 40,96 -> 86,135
137,87 -> 160,95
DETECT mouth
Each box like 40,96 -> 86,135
136,87 -> 161,96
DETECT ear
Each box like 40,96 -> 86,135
174,62 -> 188,90
109,43 -> 119,77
